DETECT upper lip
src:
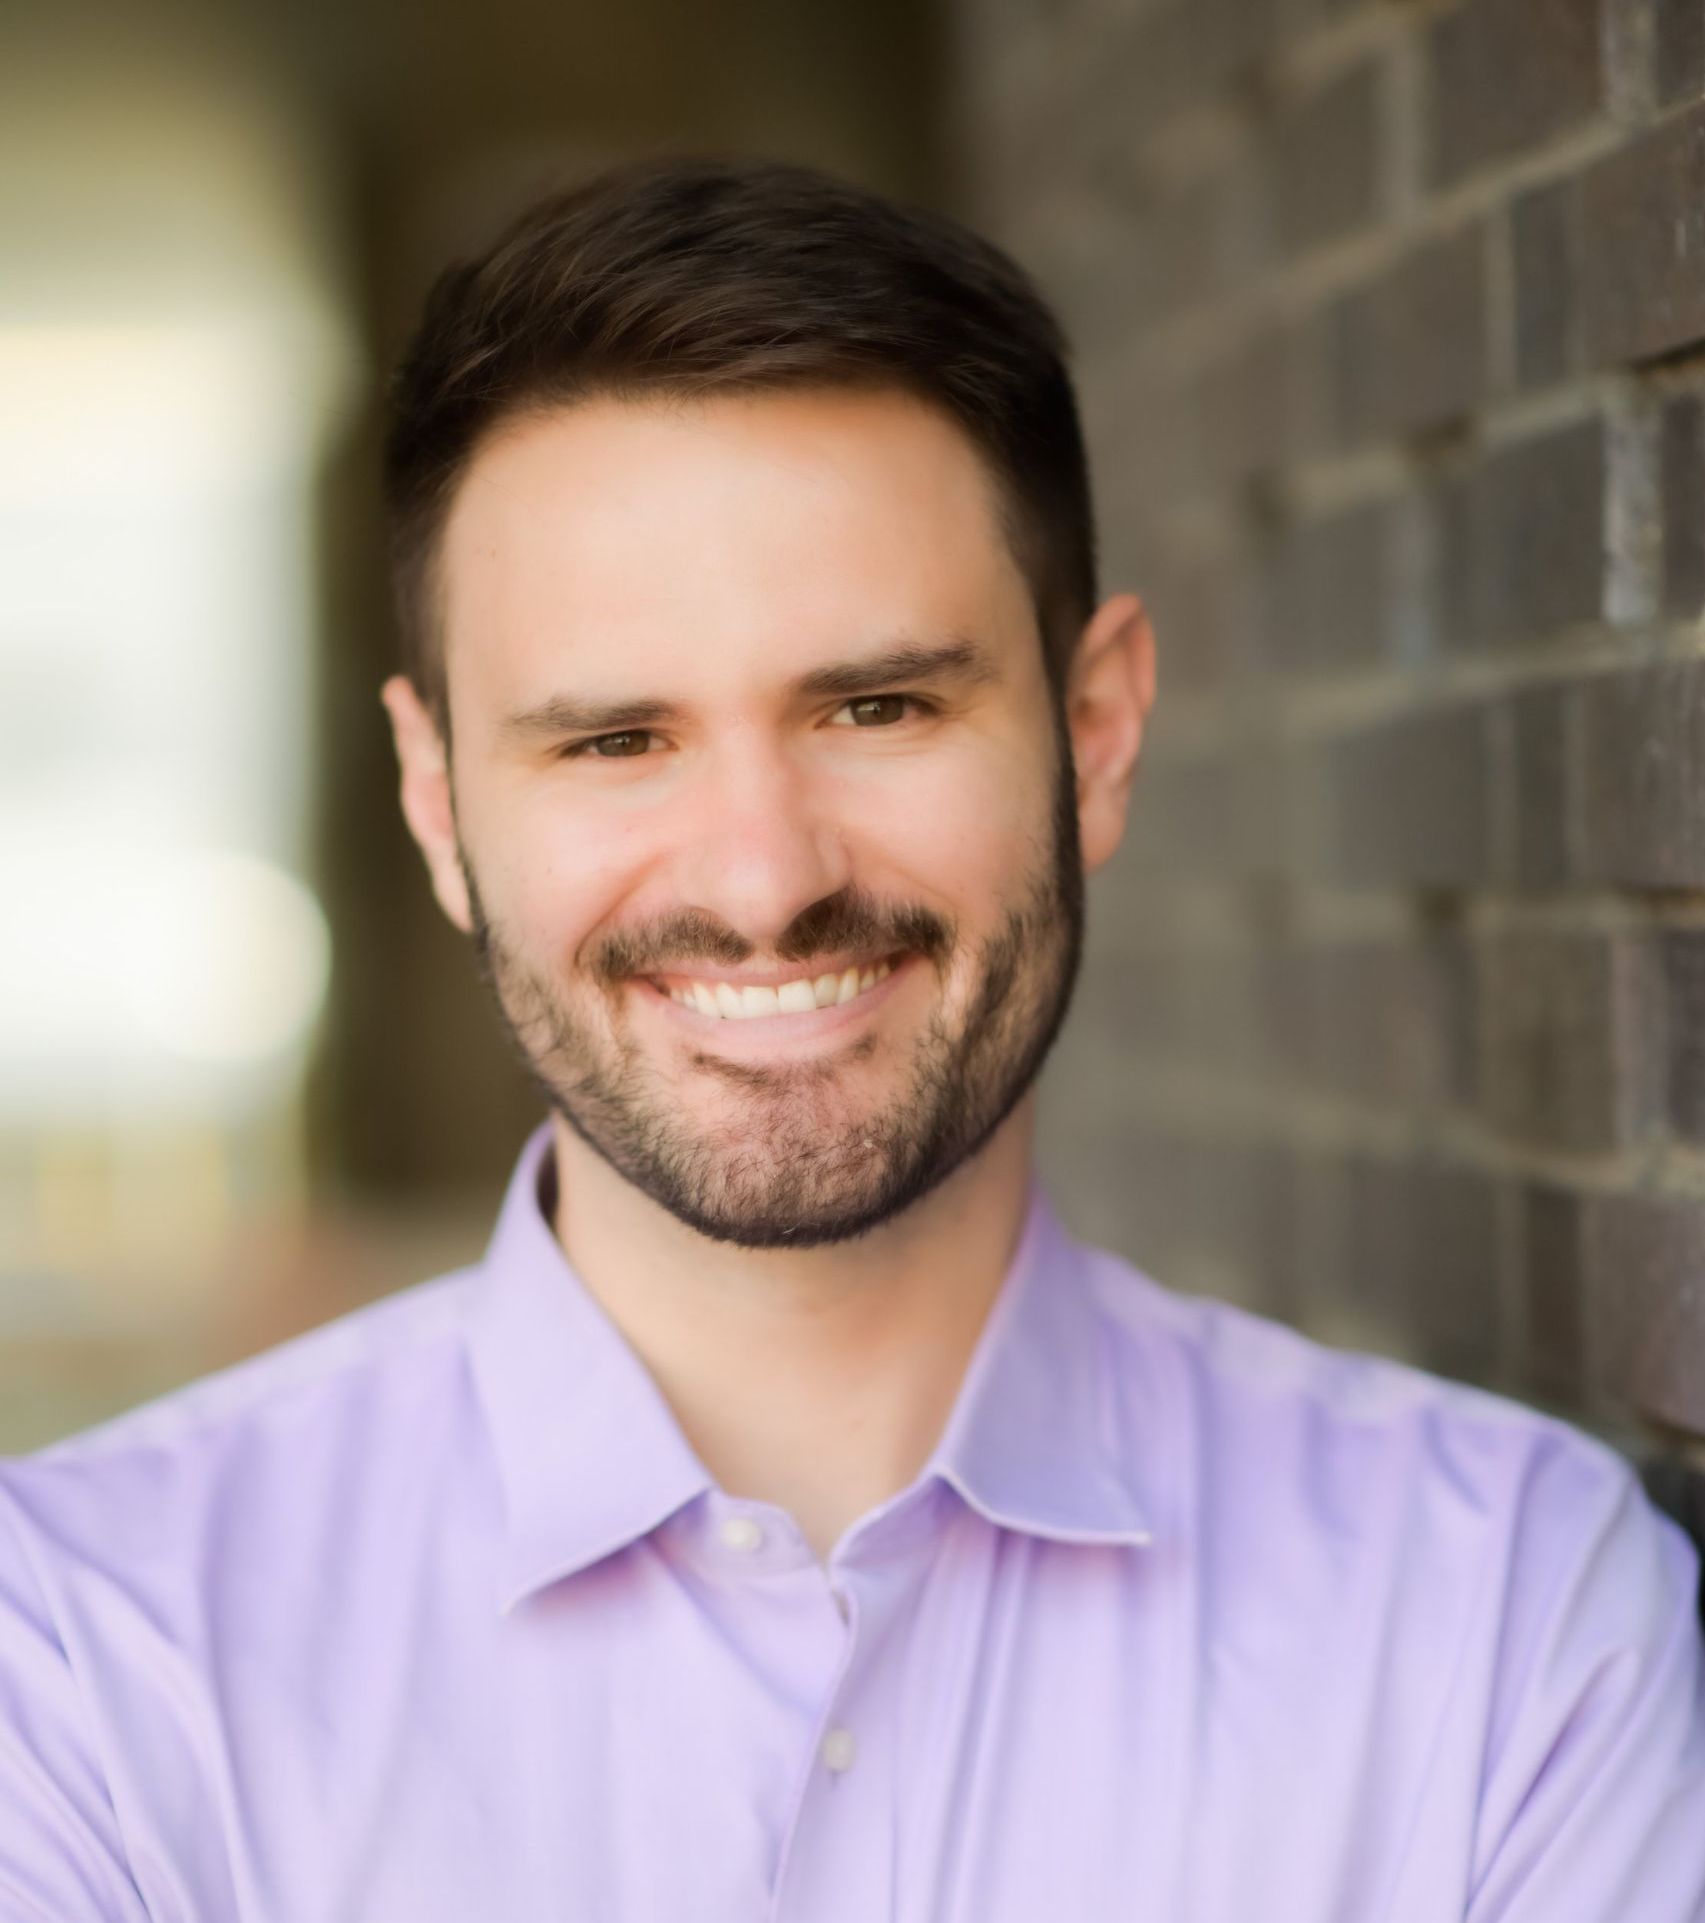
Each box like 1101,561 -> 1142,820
645,951 -> 901,988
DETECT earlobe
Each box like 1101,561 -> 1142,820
379,675 -> 474,934
1066,593 -> 1157,875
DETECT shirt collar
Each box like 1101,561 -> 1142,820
465,1124 -> 1153,1613
921,1180 -> 1154,1549
465,1126 -> 713,1613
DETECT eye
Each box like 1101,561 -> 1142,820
570,730 -> 656,759
833,694 -> 923,728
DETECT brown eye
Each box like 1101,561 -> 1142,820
588,731 -> 652,757
847,696 -> 908,727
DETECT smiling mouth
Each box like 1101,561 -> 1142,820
655,957 -> 897,1021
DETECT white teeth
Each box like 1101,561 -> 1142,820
666,958 -> 897,1019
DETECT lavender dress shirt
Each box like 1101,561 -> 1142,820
2,1122 -> 1702,1921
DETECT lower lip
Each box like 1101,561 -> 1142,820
635,954 -> 914,1053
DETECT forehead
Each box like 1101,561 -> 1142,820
435,386 -> 1036,709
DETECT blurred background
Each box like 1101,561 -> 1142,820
3,0 -> 1702,1547
0,0 -> 945,1444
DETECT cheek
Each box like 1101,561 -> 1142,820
835,742 -> 1048,913
472,790 -> 652,963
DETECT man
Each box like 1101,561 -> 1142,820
2,157 -> 1701,1921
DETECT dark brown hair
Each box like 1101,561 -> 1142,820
384,154 -> 1099,730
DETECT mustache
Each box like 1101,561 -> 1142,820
592,887 -> 955,982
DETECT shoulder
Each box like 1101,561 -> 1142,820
1076,1242 -> 1690,1605
1079,1242 -> 1703,1836
0,1269 -> 480,1582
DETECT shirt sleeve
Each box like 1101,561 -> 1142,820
1466,1437 -> 1705,1923
0,1481 -> 150,1922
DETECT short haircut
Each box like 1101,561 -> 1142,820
383,154 -> 1099,730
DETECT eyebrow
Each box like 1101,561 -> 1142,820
498,637 -> 999,742
794,638 -> 999,700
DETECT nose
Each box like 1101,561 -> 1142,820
667,732 -> 853,949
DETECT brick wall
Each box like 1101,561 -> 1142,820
954,0 -> 1705,1507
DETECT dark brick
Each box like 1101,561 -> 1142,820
1108,370 -> 1210,520
1278,307 -> 1337,464
1254,500 -> 1390,674
1577,102 -> 1705,368
1098,945 -> 1264,1075
1435,420 -> 1605,649
1106,1128 -> 1193,1278
1096,0 -> 1283,131
1037,1098 -> 1174,1274
1662,394 -> 1705,615
1342,1157 -> 1504,1379
1198,949 -> 1269,1074
1120,170 -> 1258,331
1476,931 -> 1657,1153
1264,934 -> 1473,1107
1244,1142 -> 1305,1321
1575,661 -> 1705,885
1431,931 -> 1481,1107
1585,1192 -> 1705,1431
1023,213 -> 1148,364
1654,0 -> 1705,107
1122,749 -> 1280,877
1196,323 -> 1323,483
1332,225 -> 1490,447
1087,455 -> 1148,591
1325,704 -> 1494,888
1239,739 -> 1298,876
1639,1456 -> 1705,1578
1211,1136 -> 1304,1311
1180,0 -> 1284,98
1269,62 -> 1383,259
1428,0 -> 1604,187
1122,194 -> 1214,333
1520,1184 -> 1589,1404
1141,555 -> 1261,696
1659,930 -> 1705,1142
1074,1125 -> 1297,1311
1511,181 -> 1577,388
1502,684 -> 1573,887
1256,943 -> 1311,1079
1084,1128 -> 1303,1313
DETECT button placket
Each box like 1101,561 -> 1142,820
771,1575 -> 897,1916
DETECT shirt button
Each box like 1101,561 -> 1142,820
820,1728 -> 857,1773
718,1515 -> 764,1553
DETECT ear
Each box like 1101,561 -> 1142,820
380,675 -> 474,934
1064,592 -> 1157,875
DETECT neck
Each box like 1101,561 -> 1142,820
549,1102 -> 1037,1562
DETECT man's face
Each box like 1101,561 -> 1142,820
399,388 -> 1104,1247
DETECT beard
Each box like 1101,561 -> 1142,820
460,724 -> 1085,1249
